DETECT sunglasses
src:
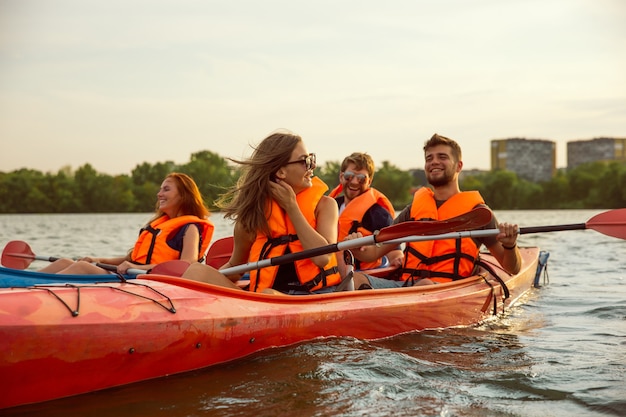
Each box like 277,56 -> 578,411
343,171 -> 368,184
286,153 -> 316,171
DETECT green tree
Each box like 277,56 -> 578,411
372,161 -> 413,208
2,151 -> 624,214
108,175 -> 136,212
48,169 -> 80,213
566,162 -> 606,208
460,174 -> 483,193
133,182 -> 160,212
590,162 -> 626,208
477,170 -> 519,209
0,169 -> 53,213
74,164 -> 122,212
538,171 -> 570,209
179,150 -> 238,209
317,160 -> 341,191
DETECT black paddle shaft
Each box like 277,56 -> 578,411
520,223 -> 586,235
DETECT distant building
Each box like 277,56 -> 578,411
490,138 -> 556,182
567,137 -> 626,169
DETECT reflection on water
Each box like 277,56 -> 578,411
1,210 -> 624,417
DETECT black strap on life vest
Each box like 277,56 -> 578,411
194,223 -> 206,263
258,234 -> 299,261
347,220 -> 361,234
286,265 -> 340,292
399,239 -> 478,282
139,224 -> 161,265
256,233 -> 339,293
253,234 -> 299,292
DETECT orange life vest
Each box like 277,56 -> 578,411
399,188 -> 485,283
248,177 -> 341,293
131,215 -> 214,265
330,184 -> 395,270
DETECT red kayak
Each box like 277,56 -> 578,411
0,247 -> 543,409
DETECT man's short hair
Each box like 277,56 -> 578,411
423,133 -> 462,162
340,152 -> 375,177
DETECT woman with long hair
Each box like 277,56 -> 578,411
183,130 -> 342,294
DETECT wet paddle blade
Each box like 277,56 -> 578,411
586,208 -> 626,239
1,241 -> 36,269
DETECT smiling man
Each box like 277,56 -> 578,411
329,152 -> 403,273
346,134 -> 522,289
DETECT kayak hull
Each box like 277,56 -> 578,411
0,247 -> 541,409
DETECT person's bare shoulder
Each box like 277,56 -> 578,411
317,195 -> 339,213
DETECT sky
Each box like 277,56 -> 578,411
1,0 -> 624,176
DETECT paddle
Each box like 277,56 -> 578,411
1,240 -> 190,276
217,206 -> 493,276
378,208 -> 626,246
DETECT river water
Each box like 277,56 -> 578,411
0,210 -> 624,417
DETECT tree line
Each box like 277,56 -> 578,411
1,150 -> 624,214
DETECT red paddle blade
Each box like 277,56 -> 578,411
1,241 -> 36,269
376,206 -> 493,242
205,237 -> 234,269
587,208 -> 626,239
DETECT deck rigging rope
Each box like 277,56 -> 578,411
25,281 -> 177,317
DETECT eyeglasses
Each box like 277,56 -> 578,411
343,170 -> 368,184
286,153 -> 316,171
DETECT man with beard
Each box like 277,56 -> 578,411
329,152 -> 403,275
347,133 -> 522,289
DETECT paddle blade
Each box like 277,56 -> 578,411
587,208 -> 626,239
205,237 -> 234,269
1,241 -> 36,269
376,206 -> 493,243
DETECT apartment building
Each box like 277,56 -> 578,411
490,138 -> 556,182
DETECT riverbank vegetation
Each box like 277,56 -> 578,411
1,150 -> 624,213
